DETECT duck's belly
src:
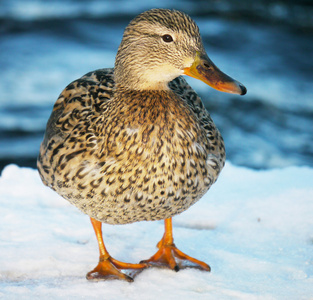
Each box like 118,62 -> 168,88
40,133 -> 218,225
58,157 -> 214,224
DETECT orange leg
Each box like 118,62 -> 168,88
86,217 -> 147,282
140,218 -> 211,272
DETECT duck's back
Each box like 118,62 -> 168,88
37,68 -> 225,224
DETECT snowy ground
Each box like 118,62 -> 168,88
0,163 -> 312,300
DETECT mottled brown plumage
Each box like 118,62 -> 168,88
38,69 -> 224,224
37,8 -> 246,281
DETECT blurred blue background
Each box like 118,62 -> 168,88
0,0 -> 312,171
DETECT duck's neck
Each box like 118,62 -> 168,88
114,86 -> 174,104
114,64 -> 173,91
115,79 -> 170,91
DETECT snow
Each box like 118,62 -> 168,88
0,163 -> 313,299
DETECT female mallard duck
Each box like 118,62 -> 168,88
38,8 -> 246,282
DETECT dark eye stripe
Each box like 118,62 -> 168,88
162,34 -> 173,42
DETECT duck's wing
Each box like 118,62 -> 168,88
41,68 -> 114,146
37,68 -> 115,184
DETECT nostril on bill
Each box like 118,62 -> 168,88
202,62 -> 212,70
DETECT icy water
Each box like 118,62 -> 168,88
0,0 -> 312,171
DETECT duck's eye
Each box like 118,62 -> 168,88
162,34 -> 173,43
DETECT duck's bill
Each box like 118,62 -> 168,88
183,52 -> 247,95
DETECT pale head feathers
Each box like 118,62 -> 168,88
114,9 -> 205,90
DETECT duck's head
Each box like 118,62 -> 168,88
114,8 -> 246,95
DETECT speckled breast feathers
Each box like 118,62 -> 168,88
38,69 -> 225,224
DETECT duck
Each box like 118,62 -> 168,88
37,8 -> 246,282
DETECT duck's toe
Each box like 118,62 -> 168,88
86,257 -> 148,282
140,238 -> 211,272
